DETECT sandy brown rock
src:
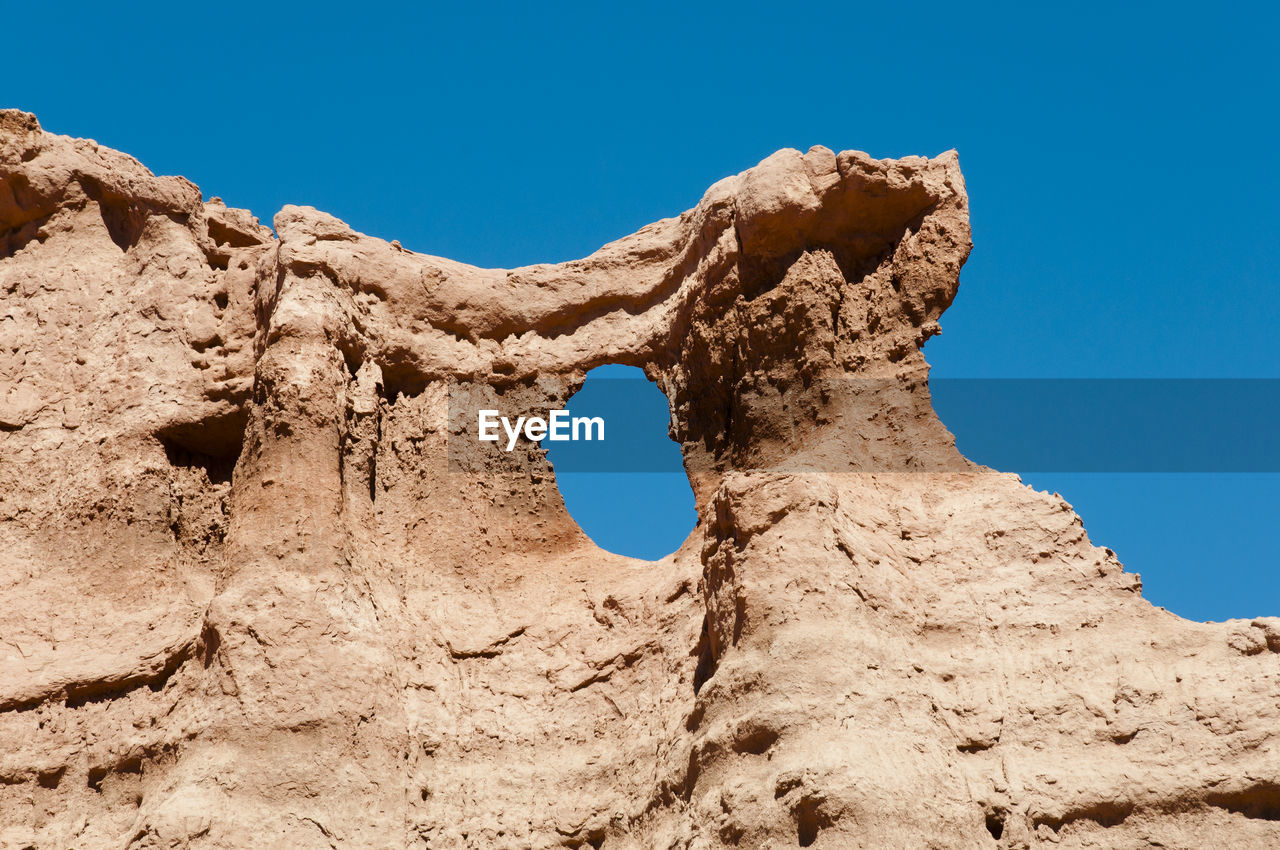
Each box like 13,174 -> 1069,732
1,110 -> 1277,849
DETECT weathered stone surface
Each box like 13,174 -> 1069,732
1,110 -> 1277,849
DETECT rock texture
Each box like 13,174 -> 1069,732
1,109 -> 1278,849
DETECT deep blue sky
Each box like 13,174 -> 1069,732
8,2 -> 1276,619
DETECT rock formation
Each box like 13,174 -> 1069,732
1,109 -> 1278,849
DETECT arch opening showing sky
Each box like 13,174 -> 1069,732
546,365 -> 696,561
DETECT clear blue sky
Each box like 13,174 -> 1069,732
9,1 -> 1276,620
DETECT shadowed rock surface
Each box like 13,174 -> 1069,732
2,109 -> 1278,849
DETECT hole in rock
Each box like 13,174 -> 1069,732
691,615 -> 716,695
37,767 -> 65,789
97,198 -> 146,252
985,808 -> 1005,840
156,409 -> 247,487
546,365 -> 695,560
732,722 -> 780,755
1205,782 -> 1280,821
794,795 -> 831,846
0,213 -> 52,260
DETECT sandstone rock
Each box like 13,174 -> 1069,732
1,110 -> 1277,849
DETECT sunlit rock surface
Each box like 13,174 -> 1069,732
2,109 -> 1278,849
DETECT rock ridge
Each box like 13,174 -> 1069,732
2,110 -> 1278,849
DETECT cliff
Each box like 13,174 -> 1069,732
2,109 -> 1278,849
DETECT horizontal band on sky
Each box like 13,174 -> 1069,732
447,379 -> 1280,473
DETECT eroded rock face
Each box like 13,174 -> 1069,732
1,110 -> 1277,849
